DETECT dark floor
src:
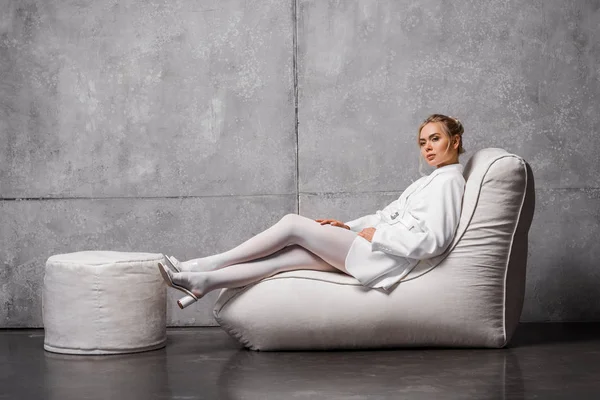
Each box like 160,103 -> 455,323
1,323 -> 600,400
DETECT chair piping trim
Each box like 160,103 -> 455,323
501,156 -> 528,346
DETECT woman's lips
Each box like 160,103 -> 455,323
427,154 -> 436,160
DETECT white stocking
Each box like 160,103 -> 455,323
180,213 -> 357,273
171,214 -> 359,297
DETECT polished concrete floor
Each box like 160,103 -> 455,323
1,323 -> 600,400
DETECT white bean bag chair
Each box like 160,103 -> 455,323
43,251 -> 167,355
213,148 -> 535,350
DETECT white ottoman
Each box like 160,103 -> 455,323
42,251 -> 167,355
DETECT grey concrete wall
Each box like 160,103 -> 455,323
1,0 -> 599,327
0,0 -> 296,327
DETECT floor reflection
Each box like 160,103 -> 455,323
217,348 -> 524,399
43,348 -> 171,399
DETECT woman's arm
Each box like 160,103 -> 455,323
344,213 -> 382,232
370,175 -> 465,259
345,195 -> 408,232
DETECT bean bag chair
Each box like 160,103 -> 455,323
213,148 -> 535,350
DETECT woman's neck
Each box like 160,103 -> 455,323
436,159 -> 459,168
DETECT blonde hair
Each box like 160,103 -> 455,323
417,114 -> 465,175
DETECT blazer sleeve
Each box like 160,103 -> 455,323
370,175 -> 465,259
344,212 -> 382,232
344,198 -> 404,232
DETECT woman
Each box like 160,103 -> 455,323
159,114 -> 466,309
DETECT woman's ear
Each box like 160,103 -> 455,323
453,136 -> 460,149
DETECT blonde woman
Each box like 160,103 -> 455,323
159,114 -> 466,308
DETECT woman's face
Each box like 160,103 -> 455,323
419,122 -> 459,168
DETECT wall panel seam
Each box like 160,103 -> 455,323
293,0 -> 299,214
0,194 -> 297,201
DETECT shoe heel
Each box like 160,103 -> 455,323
177,295 -> 197,309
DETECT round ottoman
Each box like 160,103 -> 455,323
42,251 -> 167,355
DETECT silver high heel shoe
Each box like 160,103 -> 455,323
157,262 -> 200,309
162,255 -> 182,273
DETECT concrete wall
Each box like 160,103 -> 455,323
1,0 -> 599,327
0,0 -> 296,327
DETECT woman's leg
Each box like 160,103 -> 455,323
169,244 -> 350,298
178,213 -> 356,272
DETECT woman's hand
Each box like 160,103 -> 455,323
358,227 -> 376,242
315,219 -> 350,230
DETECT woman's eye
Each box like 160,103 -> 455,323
432,137 -> 439,141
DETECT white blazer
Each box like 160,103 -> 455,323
344,163 -> 465,291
